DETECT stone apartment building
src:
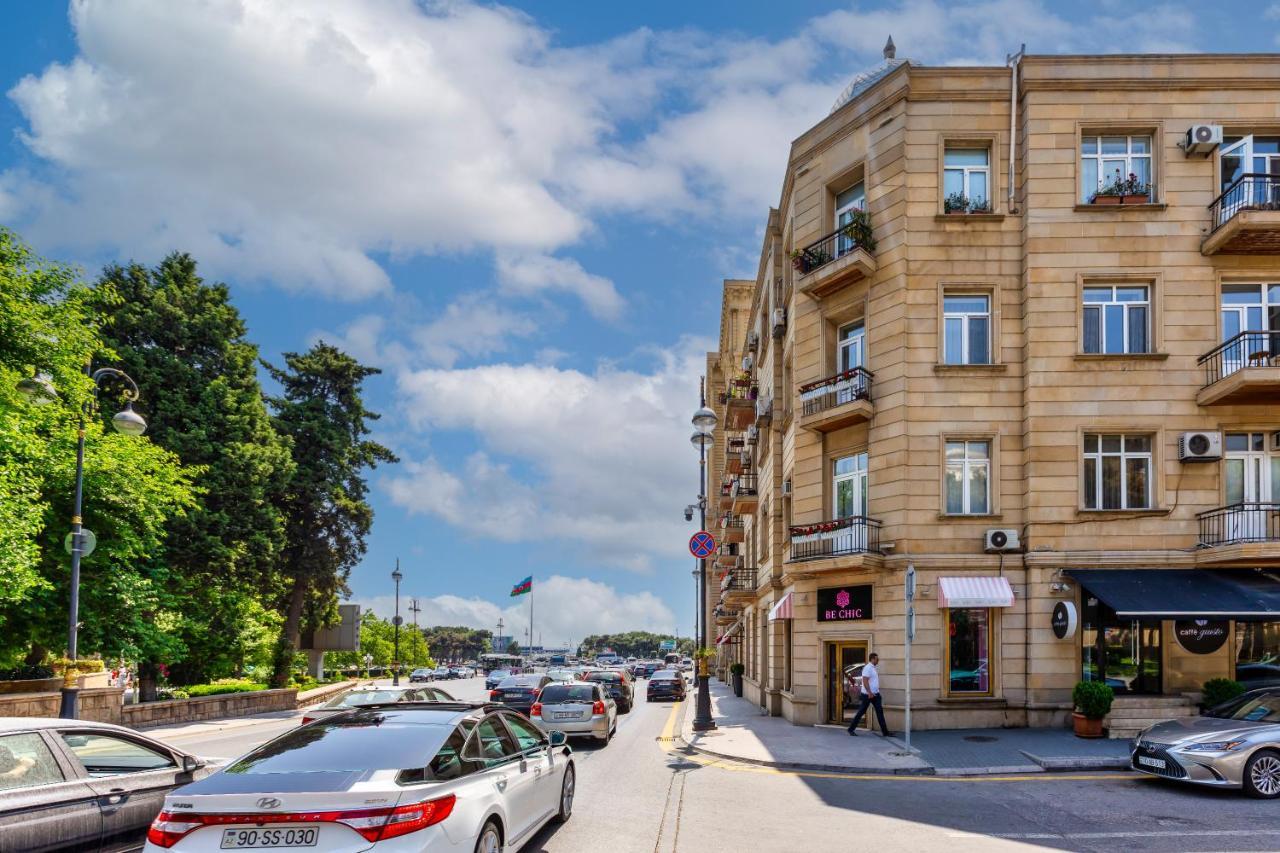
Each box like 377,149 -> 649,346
706,44 -> 1280,736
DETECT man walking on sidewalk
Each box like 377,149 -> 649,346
848,652 -> 893,738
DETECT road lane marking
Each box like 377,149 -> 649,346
950,829 -> 1280,840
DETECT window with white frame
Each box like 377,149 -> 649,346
945,440 -> 991,514
834,452 -> 868,519
1081,135 -> 1153,203
1083,285 -> 1150,354
834,183 -> 866,257
944,147 -> 990,212
1083,434 -> 1152,510
838,321 -> 865,372
943,294 -> 991,365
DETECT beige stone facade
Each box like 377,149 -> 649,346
707,50 -> 1280,732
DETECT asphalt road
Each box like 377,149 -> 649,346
145,675 -> 1280,852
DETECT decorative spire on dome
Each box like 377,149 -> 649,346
883,35 -> 896,60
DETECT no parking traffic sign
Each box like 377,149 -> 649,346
689,530 -> 716,559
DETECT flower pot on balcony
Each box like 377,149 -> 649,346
1072,712 -> 1104,738
1120,194 -> 1150,205
1091,195 -> 1122,205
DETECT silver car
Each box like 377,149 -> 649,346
301,684 -> 455,725
1132,687 -> 1280,797
530,682 -> 617,743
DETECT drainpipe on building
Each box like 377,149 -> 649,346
1006,44 -> 1025,215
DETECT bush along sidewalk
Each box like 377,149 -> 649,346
162,678 -> 267,700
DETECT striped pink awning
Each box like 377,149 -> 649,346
937,576 -> 1014,608
768,591 -> 794,621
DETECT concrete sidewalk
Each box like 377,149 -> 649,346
677,680 -> 1132,777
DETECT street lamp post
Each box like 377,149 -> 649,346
691,385 -> 718,732
391,560 -> 403,686
18,366 -> 147,720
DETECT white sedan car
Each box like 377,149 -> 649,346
144,702 -> 574,852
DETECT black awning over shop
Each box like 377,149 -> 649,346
1066,569 -> 1280,618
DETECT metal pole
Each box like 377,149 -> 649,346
693,377 -> 716,732
60,414 -> 87,719
392,559 -> 401,686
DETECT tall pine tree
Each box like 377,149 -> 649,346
265,343 -> 396,687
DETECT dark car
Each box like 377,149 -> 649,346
583,670 -> 634,713
408,667 -> 435,683
484,668 -> 513,691
0,716 -> 216,851
633,662 -> 656,679
491,674 -> 552,715
646,669 -> 686,702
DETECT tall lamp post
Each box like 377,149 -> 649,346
17,366 -> 147,719
391,560 -> 403,686
691,385 -> 718,732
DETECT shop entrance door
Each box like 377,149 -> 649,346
825,641 -> 868,724
1083,595 -> 1162,694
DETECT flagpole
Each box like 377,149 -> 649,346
529,579 -> 534,655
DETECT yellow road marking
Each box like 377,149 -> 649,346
657,699 -> 1146,784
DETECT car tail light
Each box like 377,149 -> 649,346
145,796 -> 456,847
531,702 -> 543,717
490,689 -> 500,699
300,716 -> 314,725
592,700 -> 606,714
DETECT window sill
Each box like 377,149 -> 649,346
934,213 -> 1006,222
936,695 -> 1005,705
1073,353 -> 1169,362
933,363 -> 1008,374
1073,202 -> 1166,212
937,513 -> 1003,521
1076,508 -> 1169,518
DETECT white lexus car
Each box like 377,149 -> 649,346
144,702 -> 574,852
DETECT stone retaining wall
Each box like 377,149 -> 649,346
0,687 -> 124,724
296,680 -> 355,707
122,688 -> 297,729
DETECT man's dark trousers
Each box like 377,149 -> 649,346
848,692 -> 890,735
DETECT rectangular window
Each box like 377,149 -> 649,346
1083,285 -> 1150,354
946,609 -> 991,695
833,453 -> 868,518
944,147 -> 990,212
1237,621 -> 1280,690
1081,135 -> 1153,203
943,295 -> 991,365
1083,433 -> 1152,510
0,733 -> 64,791
945,440 -> 991,514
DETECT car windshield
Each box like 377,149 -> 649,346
322,689 -> 409,709
540,684 -> 596,703
227,714 -> 453,774
488,670 -> 511,679
1210,691 -> 1280,722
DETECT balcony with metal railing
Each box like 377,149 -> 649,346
725,432 -> 747,475
718,478 -> 734,511
1204,174 -> 1280,255
1196,503 -> 1280,564
719,513 -> 745,544
789,516 -> 883,561
1196,331 -> 1280,405
731,474 -> 759,513
791,215 -> 877,299
798,367 -> 874,431
721,380 -> 758,430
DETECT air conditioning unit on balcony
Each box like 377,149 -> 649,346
772,308 -> 787,339
746,424 -> 759,442
742,354 -> 754,371
747,330 -> 759,352
984,529 -> 1021,553
1178,431 -> 1222,462
1182,124 -> 1223,157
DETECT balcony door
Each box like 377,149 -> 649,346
1224,433 -> 1280,542
1219,136 -> 1280,224
833,453 -> 868,551
834,183 -> 865,258
1220,284 -> 1280,374
838,322 -> 864,371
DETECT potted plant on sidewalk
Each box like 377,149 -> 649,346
1071,680 -> 1114,738
730,662 -> 745,697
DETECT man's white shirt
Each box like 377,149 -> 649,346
863,661 -> 880,694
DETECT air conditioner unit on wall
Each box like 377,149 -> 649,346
1178,431 -> 1222,462
782,478 -> 792,495
772,308 -> 786,339
984,529 -> 1020,553
1183,124 -> 1223,157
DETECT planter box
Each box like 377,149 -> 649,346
0,678 -> 62,695
77,671 -> 110,689
1091,195 -> 1150,206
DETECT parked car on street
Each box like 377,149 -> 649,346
301,684 -> 456,724
530,682 -> 617,744
582,670 -> 634,713
1131,687 -> 1280,798
144,703 -> 575,851
646,669 -> 687,702
484,669 -> 513,691
450,665 -> 476,679
0,716 -> 217,852
491,674 -> 552,716
409,667 -> 436,683
434,665 -> 455,680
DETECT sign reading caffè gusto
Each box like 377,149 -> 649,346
817,585 -> 873,622
1174,619 -> 1229,655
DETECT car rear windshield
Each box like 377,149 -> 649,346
323,690 -> 409,709
651,672 -> 679,681
498,677 -> 541,688
585,672 -> 621,682
228,715 -> 452,774
540,685 -> 596,703
488,670 -> 510,679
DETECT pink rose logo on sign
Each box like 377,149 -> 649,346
835,589 -> 850,608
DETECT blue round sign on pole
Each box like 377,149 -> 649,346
689,531 -> 716,558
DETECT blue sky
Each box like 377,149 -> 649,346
1,1 -> 1276,648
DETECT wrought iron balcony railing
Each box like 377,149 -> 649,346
1198,330 -> 1280,388
799,367 -> 873,416
789,516 -> 882,560
1210,173 -> 1280,231
790,215 -> 875,276
1197,503 -> 1280,547
720,567 -> 755,592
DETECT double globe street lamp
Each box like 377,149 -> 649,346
690,394 -> 717,732
17,366 -> 147,719
391,561 -> 403,686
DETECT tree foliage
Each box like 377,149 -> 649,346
420,626 -> 493,663
578,632 -> 693,658
329,612 -> 434,671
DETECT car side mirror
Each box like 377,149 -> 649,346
181,754 -> 205,773
549,731 -> 567,747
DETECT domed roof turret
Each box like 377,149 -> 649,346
830,36 -> 913,115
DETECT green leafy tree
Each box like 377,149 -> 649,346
506,640 -> 521,656
266,344 -> 396,687
88,255 -> 295,684
329,612 -> 434,672
421,626 -> 493,663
